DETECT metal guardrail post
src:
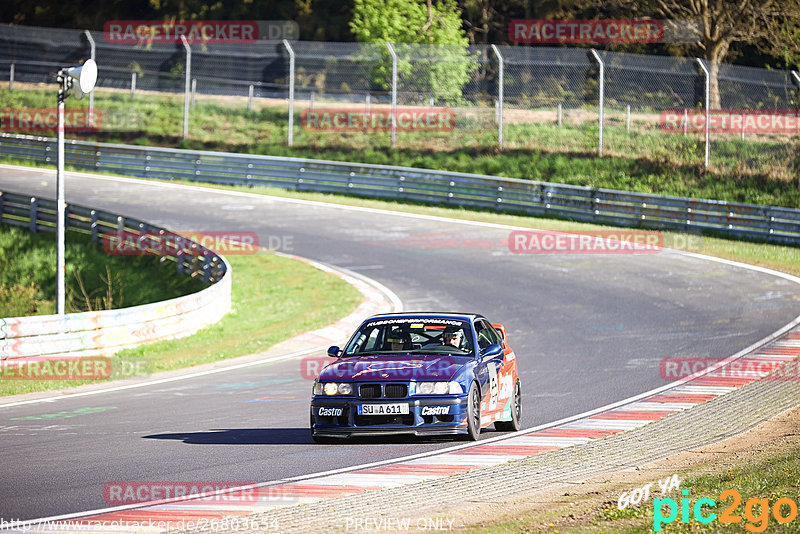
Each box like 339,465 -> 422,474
386,42 -> 398,147
490,45 -> 504,150
84,30 -> 95,128
590,49 -> 604,157
90,209 -> 98,242
29,198 -> 37,233
180,36 -> 191,140
696,58 -> 711,169
283,39 -> 295,147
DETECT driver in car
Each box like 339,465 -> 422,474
385,331 -> 411,351
442,327 -> 464,349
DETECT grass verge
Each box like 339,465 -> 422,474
0,86 -> 797,208
0,247 -> 362,397
0,223 -> 204,316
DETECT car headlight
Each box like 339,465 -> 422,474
414,381 -> 463,395
314,382 -> 353,396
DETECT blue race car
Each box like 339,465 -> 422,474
310,312 -> 521,441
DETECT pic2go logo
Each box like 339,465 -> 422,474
654,489 -> 799,532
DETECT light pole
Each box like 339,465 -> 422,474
55,59 -> 97,315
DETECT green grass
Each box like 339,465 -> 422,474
0,223 -> 204,316
0,249 -> 362,396
1,86 -> 797,208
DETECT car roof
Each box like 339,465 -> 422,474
362,312 -> 483,323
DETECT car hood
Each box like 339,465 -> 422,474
319,354 -> 469,382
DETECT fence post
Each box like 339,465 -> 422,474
626,105 -> 630,133
130,71 -> 136,100
248,84 -> 254,111
696,58 -> 710,169
590,49 -> 604,156
490,44 -> 504,150
386,42 -> 398,147
180,35 -> 191,140
9,63 -> 13,90
283,39 -> 295,147
84,30 -> 96,127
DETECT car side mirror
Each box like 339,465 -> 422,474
491,323 -> 507,342
481,343 -> 503,359
327,345 -> 342,358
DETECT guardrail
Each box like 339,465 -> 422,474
1,132 -> 799,245
0,190 -> 231,361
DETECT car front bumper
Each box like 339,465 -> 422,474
310,396 -> 468,438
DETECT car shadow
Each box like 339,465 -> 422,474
142,428 -> 313,445
142,428 -> 479,445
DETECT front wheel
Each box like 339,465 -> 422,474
495,380 -> 522,432
465,382 -> 481,441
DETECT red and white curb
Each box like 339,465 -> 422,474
9,329 -> 799,533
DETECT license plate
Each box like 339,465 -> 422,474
358,403 -> 409,415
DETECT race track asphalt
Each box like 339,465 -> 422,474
1,166 -> 799,521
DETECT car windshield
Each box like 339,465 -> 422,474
343,318 -> 474,356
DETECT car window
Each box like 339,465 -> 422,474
343,318 -> 474,355
475,320 -> 501,349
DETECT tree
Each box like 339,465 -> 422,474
350,0 -> 478,100
646,0 -> 800,108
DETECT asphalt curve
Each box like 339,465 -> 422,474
1,166 -> 799,521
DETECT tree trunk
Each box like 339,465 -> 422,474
706,41 -> 730,109
708,60 -> 721,109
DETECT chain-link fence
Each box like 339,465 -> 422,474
0,23 -> 798,181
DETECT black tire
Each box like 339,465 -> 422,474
465,382 -> 481,441
495,381 -> 522,432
